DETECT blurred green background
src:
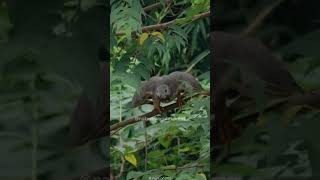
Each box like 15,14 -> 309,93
0,0 -> 107,179
213,0 -> 320,179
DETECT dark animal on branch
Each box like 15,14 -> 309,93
132,71 -> 204,113
212,31 -> 304,151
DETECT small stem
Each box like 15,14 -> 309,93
177,137 -> 180,157
143,119 -> 148,171
242,0 -> 287,36
119,85 -> 123,144
119,85 -> 122,122
116,156 -> 125,179
143,0 -> 173,12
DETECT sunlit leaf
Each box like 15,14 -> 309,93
139,32 -> 149,45
196,173 -> 207,180
151,31 -> 165,42
125,153 -> 137,167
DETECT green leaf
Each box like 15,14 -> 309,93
281,29 -> 320,58
179,146 -> 191,152
158,134 -> 173,149
196,173 -> 207,180
176,172 -> 192,180
231,124 -> 264,154
151,31 -> 165,42
266,112 -> 300,163
186,49 -> 210,72
138,33 -> 149,45
298,113 -> 320,176
281,105 -> 304,124
161,165 -> 176,170
163,170 -> 176,178
126,171 -> 144,180
139,56 -> 154,72
125,153 -> 138,167
114,72 -> 141,90
134,64 -> 150,80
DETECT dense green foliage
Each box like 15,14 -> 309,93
110,0 -> 210,179
0,0 -> 106,179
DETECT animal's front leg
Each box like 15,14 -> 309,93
214,92 -> 241,154
153,98 -> 163,113
176,92 -> 185,110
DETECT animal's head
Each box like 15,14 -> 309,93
155,84 -> 171,100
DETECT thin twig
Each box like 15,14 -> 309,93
110,126 -> 122,136
177,137 -> 180,157
143,0 -> 173,12
177,163 -> 207,171
116,156 -> 125,179
143,119 -> 148,171
242,0 -> 287,36
185,50 -> 210,73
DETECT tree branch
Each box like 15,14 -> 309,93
143,0 -> 173,12
110,91 -> 210,132
115,11 -> 210,36
233,90 -> 320,127
68,92 -> 209,179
